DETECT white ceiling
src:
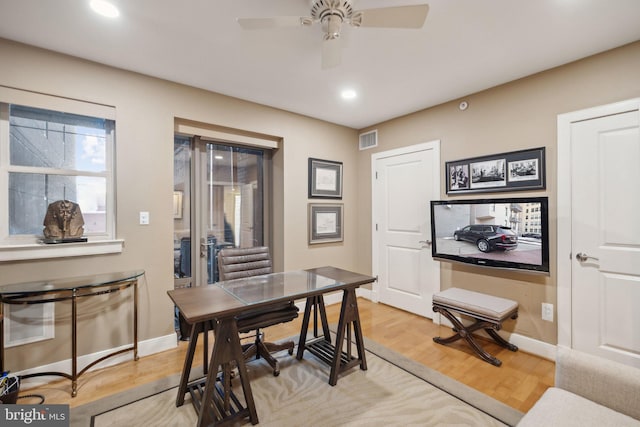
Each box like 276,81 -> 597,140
1,0 -> 639,129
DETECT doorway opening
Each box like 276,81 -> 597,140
174,135 -> 269,286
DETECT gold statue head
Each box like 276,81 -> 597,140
43,200 -> 85,239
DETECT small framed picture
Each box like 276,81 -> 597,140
448,164 -> 470,191
308,203 -> 343,244
470,158 -> 507,190
308,158 -> 343,199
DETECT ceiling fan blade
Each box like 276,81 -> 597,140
321,38 -> 342,70
237,16 -> 305,30
357,4 -> 429,29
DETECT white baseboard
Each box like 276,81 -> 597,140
17,334 -> 177,390
356,287 -> 373,300
509,333 -> 557,361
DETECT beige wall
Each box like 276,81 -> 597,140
0,38 -> 358,371
355,41 -> 640,344
1,37 -> 639,371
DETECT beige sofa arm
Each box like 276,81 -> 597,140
556,346 -> 640,420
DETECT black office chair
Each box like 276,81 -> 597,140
217,246 -> 299,376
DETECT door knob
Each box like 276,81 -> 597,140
419,240 -> 432,246
576,252 -> 599,262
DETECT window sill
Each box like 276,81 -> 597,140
0,240 -> 124,262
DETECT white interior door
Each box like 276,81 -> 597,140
568,106 -> 640,367
372,141 -> 440,318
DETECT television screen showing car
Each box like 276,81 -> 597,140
430,197 -> 549,274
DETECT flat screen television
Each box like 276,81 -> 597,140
430,196 -> 549,274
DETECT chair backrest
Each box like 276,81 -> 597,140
217,246 -> 273,281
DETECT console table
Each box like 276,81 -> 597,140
0,270 -> 144,397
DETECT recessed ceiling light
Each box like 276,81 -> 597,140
90,0 -> 120,18
341,89 -> 357,100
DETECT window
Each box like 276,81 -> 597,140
0,89 -> 120,259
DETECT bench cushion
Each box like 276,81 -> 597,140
517,387 -> 640,427
433,288 -> 518,321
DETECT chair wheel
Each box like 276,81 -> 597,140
288,348 -> 294,355
273,370 -> 280,377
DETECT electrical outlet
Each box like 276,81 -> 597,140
541,303 -> 554,322
139,211 -> 150,225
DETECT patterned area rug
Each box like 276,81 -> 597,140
72,337 -> 523,426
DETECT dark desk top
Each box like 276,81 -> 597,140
168,266 -> 375,324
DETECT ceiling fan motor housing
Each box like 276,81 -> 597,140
311,0 -> 359,39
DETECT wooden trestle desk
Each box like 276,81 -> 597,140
167,266 -> 376,427
0,270 -> 143,397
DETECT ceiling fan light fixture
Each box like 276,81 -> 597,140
322,14 -> 343,39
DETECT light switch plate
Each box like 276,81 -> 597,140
139,211 -> 150,225
541,303 -> 554,322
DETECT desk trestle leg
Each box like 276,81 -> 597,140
330,288 -> 367,385
298,289 -> 367,386
296,295 -> 331,362
176,322 -> 203,407
197,317 -> 258,427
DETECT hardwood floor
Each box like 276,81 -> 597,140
18,299 -> 554,414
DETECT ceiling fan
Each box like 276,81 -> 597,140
237,1 -> 429,69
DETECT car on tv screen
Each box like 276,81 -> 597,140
453,225 -> 518,252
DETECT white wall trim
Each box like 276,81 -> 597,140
0,85 -> 116,119
17,333 -> 177,390
0,239 -> 124,262
175,119 -> 279,149
509,333 -> 557,361
556,97 -> 640,348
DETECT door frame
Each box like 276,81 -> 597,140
371,140 -> 441,305
556,97 -> 640,347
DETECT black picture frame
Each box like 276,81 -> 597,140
446,147 -> 546,194
308,203 -> 343,244
308,158 -> 343,199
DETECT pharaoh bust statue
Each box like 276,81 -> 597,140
43,200 -> 85,240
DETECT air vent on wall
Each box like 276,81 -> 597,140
359,130 -> 378,150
